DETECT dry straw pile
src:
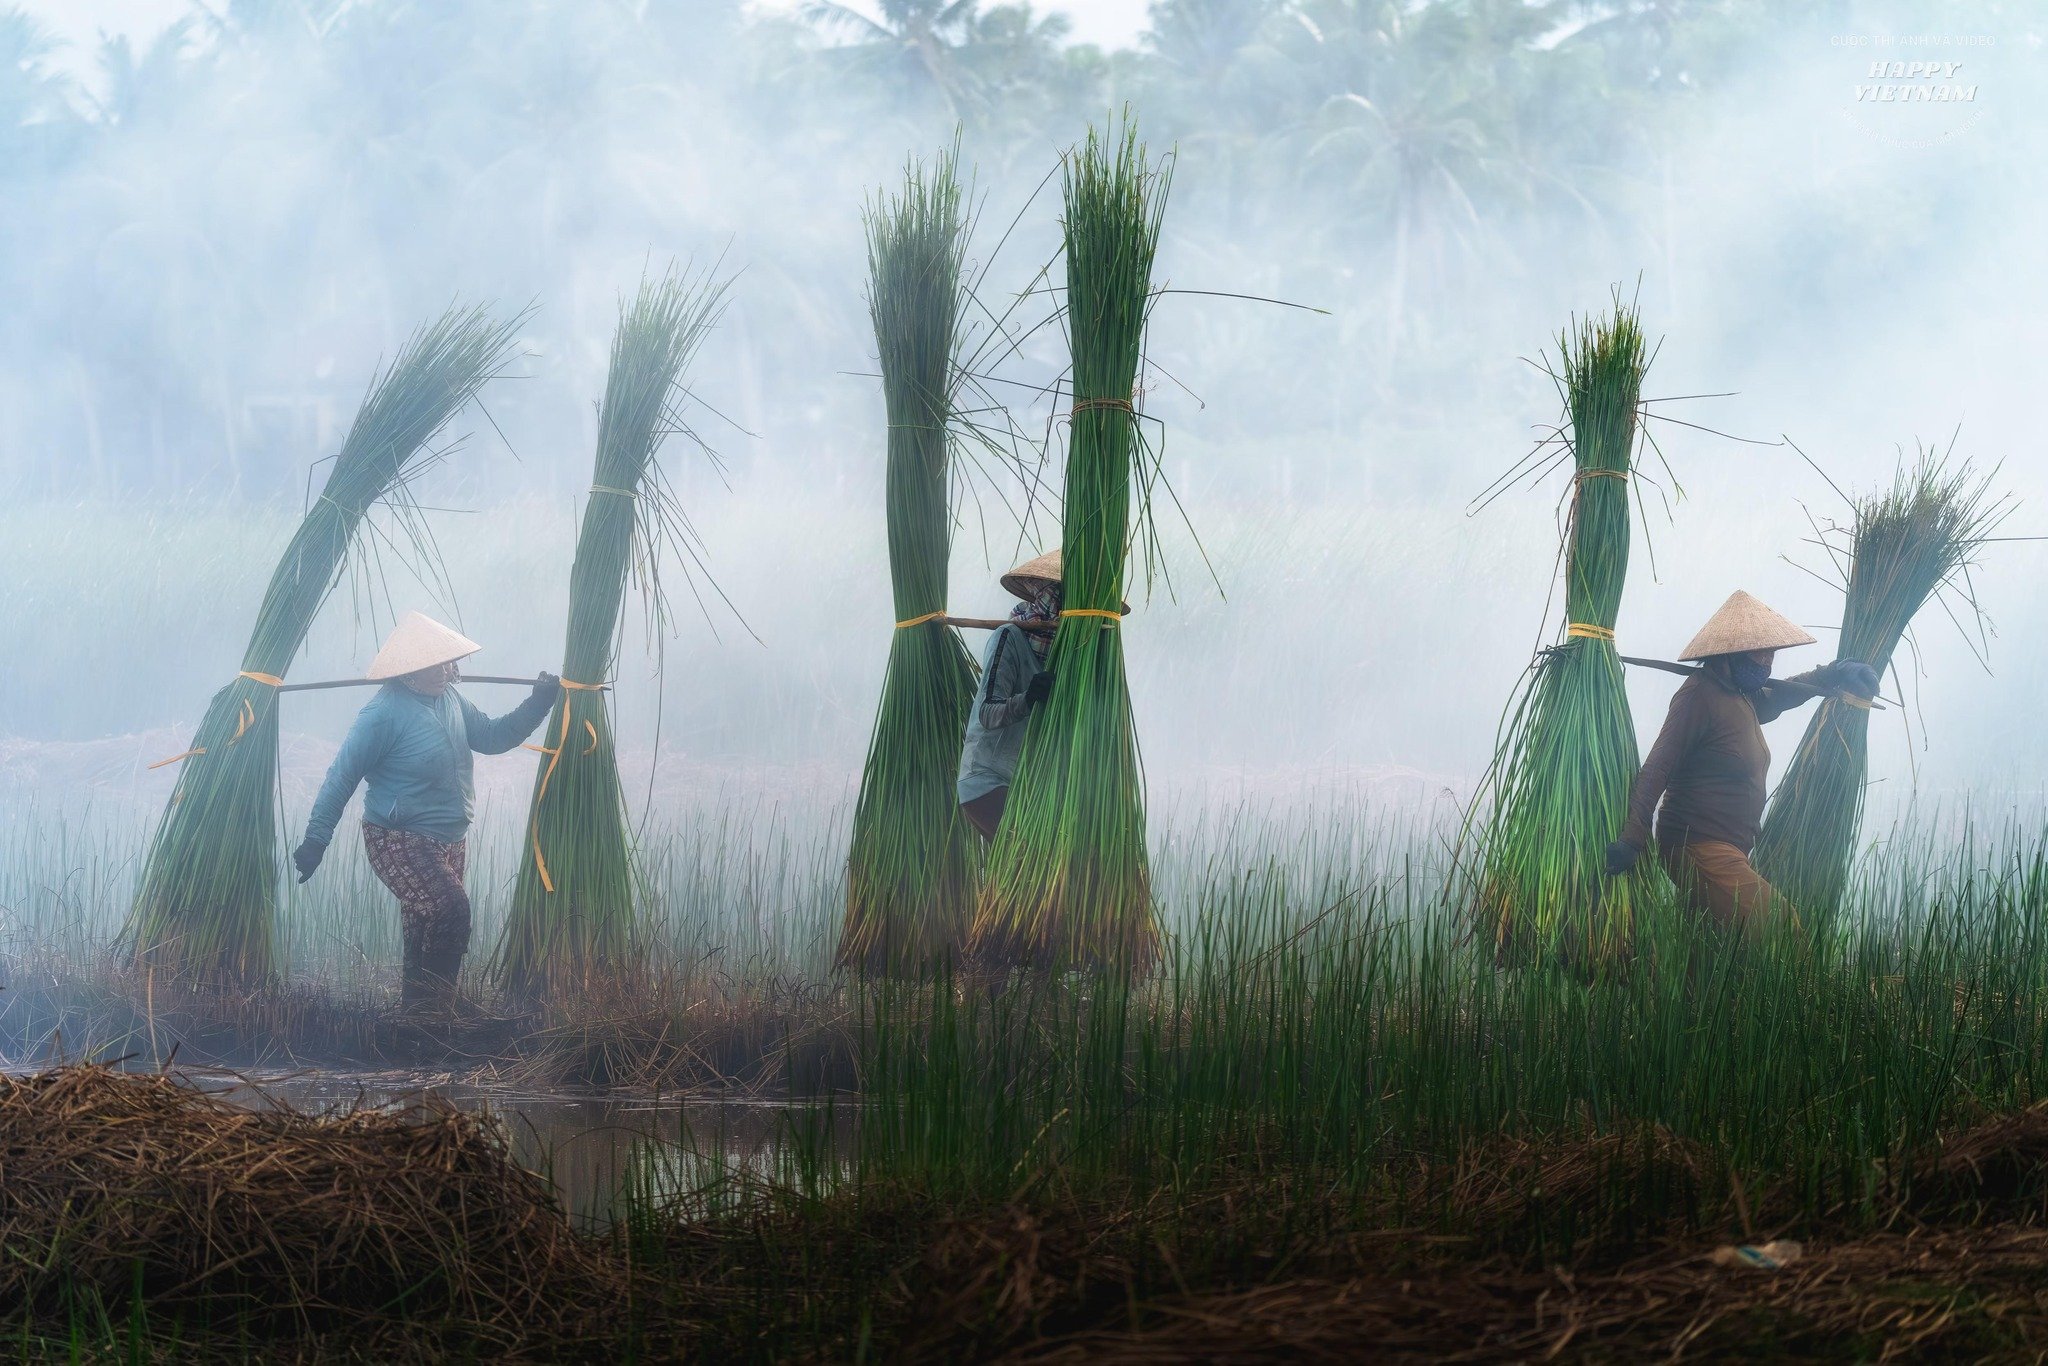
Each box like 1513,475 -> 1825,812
0,1066 -> 610,1339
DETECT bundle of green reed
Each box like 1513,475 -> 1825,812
493,268 -> 729,1000
125,304 -> 523,986
968,121 -> 1168,973
835,148 -> 984,974
1470,299 -> 1651,962
1754,450 -> 2003,919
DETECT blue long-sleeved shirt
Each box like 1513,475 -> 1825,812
957,623 -> 1041,805
304,683 -> 552,847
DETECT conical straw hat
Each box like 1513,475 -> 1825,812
1677,590 -> 1816,661
366,611 -> 482,680
997,549 -> 1129,614
1000,550 -> 1064,601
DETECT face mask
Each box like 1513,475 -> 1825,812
1727,656 -> 1771,694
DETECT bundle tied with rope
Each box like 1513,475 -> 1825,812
969,120 -> 1166,973
1754,449 -> 2006,921
1468,296 -> 1652,963
494,267 -> 729,999
146,672 -> 284,770
837,146 -> 985,974
125,303 -> 525,987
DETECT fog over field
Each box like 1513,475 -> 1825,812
0,0 -> 2041,837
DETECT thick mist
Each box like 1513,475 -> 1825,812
0,0 -> 2042,840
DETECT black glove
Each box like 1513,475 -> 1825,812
531,671 -> 562,706
1023,670 -> 1055,706
1826,659 -> 1880,700
293,838 -> 327,884
1604,840 -> 1640,878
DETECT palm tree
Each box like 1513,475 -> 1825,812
805,0 -> 985,115
0,9 -> 82,173
1268,0 -> 1557,353
803,0 -> 1074,126
91,20 -> 198,129
1144,0 -> 1283,88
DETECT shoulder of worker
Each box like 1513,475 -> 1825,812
358,683 -> 408,717
983,619 -> 1024,655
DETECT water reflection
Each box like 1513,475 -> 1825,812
186,1067 -> 841,1225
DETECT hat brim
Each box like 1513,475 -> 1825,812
366,644 -> 480,681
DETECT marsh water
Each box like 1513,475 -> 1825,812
165,1066 -> 834,1226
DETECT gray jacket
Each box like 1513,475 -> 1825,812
957,623 -> 1041,804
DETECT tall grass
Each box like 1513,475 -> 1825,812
970,120 -> 1168,972
1467,298 -> 1651,961
123,305 -> 525,985
837,147 -> 982,974
797,816 -> 2048,1236
1755,449 -> 2004,920
494,268 -> 731,1000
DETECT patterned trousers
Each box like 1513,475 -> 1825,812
361,823 -> 472,966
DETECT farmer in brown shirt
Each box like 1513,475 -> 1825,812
1604,591 -> 1878,930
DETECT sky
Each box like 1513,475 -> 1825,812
20,0 -> 1155,83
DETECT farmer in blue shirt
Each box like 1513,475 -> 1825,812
293,612 -> 558,1010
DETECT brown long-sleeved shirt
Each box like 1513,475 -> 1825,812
1619,665 -> 1824,854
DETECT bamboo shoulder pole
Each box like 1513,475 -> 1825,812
931,615 -> 1055,634
276,675 -> 598,693
1619,656 -> 1884,711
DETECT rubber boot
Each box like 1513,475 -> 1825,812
400,941 -> 436,1010
419,943 -> 470,1018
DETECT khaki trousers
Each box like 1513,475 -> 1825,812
1659,839 -> 1786,934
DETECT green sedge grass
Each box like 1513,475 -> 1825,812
1468,297 -> 1651,963
493,267 -> 730,1000
1755,447 -> 2006,921
836,146 -> 983,975
969,119 -> 1168,973
123,304 -> 525,986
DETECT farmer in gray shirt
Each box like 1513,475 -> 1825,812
956,551 -> 1066,840
293,612 -> 557,1011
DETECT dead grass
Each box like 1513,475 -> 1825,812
8,1069 -> 2048,1360
493,972 -> 857,1093
0,1064 -> 616,1351
1000,1228 -> 2048,1362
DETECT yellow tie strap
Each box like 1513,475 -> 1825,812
1838,694 -> 1874,710
895,611 -> 947,629
530,679 -> 609,894
1061,609 -> 1123,624
149,673 -> 283,768
589,485 -> 638,500
1575,469 -> 1629,483
1566,623 -> 1616,641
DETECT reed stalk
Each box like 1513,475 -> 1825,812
1470,298 -> 1651,962
968,120 -> 1167,972
493,268 -> 729,1000
125,305 -> 523,985
836,147 -> 983,974
1755,450 -> 2002,920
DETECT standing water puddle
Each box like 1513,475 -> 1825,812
169,1067 -> 846,1225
